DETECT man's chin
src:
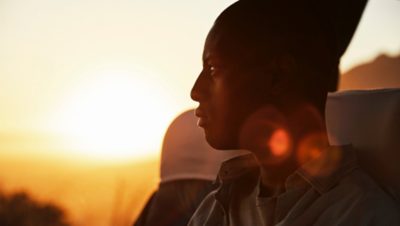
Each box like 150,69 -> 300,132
205,132 -> 239,150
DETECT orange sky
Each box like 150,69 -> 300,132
0,0 -> 399,162
0,1 -> 399,225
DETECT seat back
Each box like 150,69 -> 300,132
326,88 -> 400,201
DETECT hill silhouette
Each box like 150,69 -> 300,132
340,54 -> 400,90
0,190 -> 70,226
0,154 -> 159,226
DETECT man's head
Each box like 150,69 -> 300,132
191,0 -> 363,150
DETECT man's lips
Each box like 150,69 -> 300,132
195,108 -> 208,127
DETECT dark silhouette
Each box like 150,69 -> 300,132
340,54 -> 400,90
134,110 -> 244,226
189,0 -> 399,225
134,180 -> 213,226
0,190 -> 70,226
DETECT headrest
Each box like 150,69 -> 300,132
326,88 -> 400,149
160,109 -> 246,183
326,88 -> 400,200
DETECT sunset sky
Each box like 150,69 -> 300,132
1,0 -> 399,163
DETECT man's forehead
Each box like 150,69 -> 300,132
203,23 -> 257,66
202,1 -> 287,66
203,25 -> 221,62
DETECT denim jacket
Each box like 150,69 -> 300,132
188,146 -> 400,226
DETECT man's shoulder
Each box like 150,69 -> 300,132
329,168 -> 400,224
341,168 -> 399,208
295,145 -> 400,225
301,167 -> 400,226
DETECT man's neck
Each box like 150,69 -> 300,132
250,104 -> 329,197
253,151 -> 298,197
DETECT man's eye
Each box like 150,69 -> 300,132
209,66 -> 218,76
202,64 -> 220,77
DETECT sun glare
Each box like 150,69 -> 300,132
49,67 -> 176,162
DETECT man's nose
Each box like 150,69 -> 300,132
190,71 -> 206,102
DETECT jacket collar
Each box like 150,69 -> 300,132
217,153 -> 259,182
295,145 -> 359,193
216,145 -> 359,194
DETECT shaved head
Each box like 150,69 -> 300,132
211,0 -> 339,113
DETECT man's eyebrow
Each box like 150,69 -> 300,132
205,52 -> 223,65
203,51 -> 212,62
203,55 -> 214,67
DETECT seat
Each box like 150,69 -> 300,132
325,88 -> 400,201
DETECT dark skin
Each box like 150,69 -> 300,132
191,9 -> 329,196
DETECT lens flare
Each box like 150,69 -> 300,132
297,133 -> 327,165
268,129 -> 290,157
239,107 -> 293,165
297,133 -> 341,177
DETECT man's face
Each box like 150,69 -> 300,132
191,25 -> 272,150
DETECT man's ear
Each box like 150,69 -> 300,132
266,54 -> 298,96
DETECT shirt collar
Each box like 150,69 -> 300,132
217,153 -> 259,182
216,145 -> 359,194
294,145 -> 359,193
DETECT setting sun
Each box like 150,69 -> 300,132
0,0 -> 399,225
48,67 -> 176,162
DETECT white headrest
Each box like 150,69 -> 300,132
326,88 -> 400,199
160,109 -> 246,183
326,88 -> 400,149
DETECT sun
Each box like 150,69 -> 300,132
49,68 -> 176,162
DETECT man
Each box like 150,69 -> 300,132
189,0 -> 400,225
